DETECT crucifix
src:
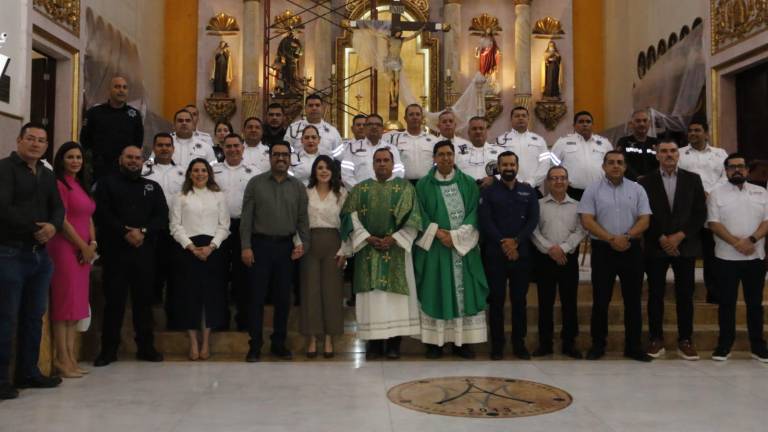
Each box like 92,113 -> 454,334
347,0 -> 449,125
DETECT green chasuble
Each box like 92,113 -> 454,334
413,167 -> 489,320
341,177 -> 422,296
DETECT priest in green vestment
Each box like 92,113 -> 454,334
341,147 -> 423,360
414,140 -> 489,359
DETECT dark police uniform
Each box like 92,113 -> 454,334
616,135 -> 659,181
94,170 -> 168,360
80,102 -> 144,180
478,179 -> 540,356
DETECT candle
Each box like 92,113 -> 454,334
332,64 -> 336,75
446,69 -> 452,78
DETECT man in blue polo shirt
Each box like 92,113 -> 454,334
578,150 -> 652,362
479,151 -> 540,360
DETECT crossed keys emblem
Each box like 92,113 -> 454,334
433,378 -> 533,408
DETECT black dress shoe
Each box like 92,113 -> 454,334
136,349 -> 164,362
365,341 -> 384,360
245,348 -> 261,362
586,346 -> 605,360
15,375 -> 62,389
0,383 -> 19,399
385,346 -> 401,360
306,351 -> 318,359
490,350 -> 503,361
452,345 -> 476,359
270,345 -> 293,360
624,350 -> 653,362
513,346 -> 531,360
561,346 -> 583,359
425,344 -> 443,359
323,351 -> 335,359
532,346 -> 554,357
93,352 -> 117,367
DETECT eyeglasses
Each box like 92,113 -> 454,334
271,152 -> 291,159
548,176 -> 567,182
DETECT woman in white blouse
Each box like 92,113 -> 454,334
291,125 -> 322,186
170,158 -> 230,361
301,155 -> 348,358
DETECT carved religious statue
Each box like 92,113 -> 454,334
211,41 -> 234,96
543,41 -> 562,99
384,30 -> 419,110
476,30 -> 501,77
274,31 -> 303,95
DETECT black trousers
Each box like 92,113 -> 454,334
153,229 -> 174,303
534,248 -> 579,348
224,219 -> 248,330
646,255 -> 695,342
247,235 -> 294,350
176,235 -> 228,330
100,245 -> 156,354
715,258 -> 766,350
590,240 -> 644,352
700,228 -> 719,302
485,249 -> 531,349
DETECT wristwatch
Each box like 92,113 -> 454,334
749,235 -> 758,244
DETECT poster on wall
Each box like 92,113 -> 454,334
0,0 -> 27,118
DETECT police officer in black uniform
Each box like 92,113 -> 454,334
616,109 -> 659,180
262,103 -> 287,147
80,76 -> 144,181
93,146 -> 168,367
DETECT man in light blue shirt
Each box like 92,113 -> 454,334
578,150 -> 652,362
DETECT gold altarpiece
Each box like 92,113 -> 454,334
336,0 -> 439,136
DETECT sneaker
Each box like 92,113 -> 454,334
677,340 -> 700,361
647,339 -> 666,358
711,346 -> 730,361
750,346 -> 768,363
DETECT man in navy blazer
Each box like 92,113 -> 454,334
639,137 -> 706,360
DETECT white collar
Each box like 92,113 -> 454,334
434,168 -> 456,181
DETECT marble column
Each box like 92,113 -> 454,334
513,0 -> 533,113
313,1 -> 333,123
242,0 -> 263,119
443,0 -> 462,89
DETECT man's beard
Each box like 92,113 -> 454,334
501,170 -> 517,182
728,175 -> 746,185
120,165 -> 141,180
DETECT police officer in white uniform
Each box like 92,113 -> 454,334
289,125 -> 325,186
342,114 -> 368,149
494,106 -> 551,188
142,132 -> 186,320
284,94 -> 344,157
551,110 -> 613,200
242,117 -> 271,174
707,152 -> 768,363
169,109 -> 217,168
213,133 -> 259,331
383,104 -> 435,183
183,104 -> 215,148
678,120 -> 727,304
435,110 -> 472,150
340,113 -> 404,189
456,116 -> 500,186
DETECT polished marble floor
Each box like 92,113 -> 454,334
1,356 -> 767,432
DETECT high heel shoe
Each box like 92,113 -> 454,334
199,348 -> 210,361
189,348 -> 199,361
306,350 -> 318,359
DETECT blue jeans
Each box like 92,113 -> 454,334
0,245 -> 53,384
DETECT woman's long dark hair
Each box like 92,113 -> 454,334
307,155 -> 342,200
214,121 -> 234,144
53,141 -> 91,196
181,158 -> 221,194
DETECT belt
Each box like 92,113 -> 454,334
252,233 -> 293,242
0,241 -> 46,252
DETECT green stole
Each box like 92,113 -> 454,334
341,177 -> 422,295
413,167 -> 489,320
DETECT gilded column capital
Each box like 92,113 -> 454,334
514,0 -> 532,5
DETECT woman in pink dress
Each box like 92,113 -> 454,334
48,141 -> 97,378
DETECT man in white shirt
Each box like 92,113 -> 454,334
284,93 -> 344,157
707,152 -> 768,363
142,132 -> 186,322
183,104 -> 215,148
531,166 -> 586,359
340,113 -> 404,189
678,120 -> 727,304
242,117 -> 271,174
170,109 -> 217,168
214,133 -> 258,331
435,110 -> 472,150
456,116 -> 500,186
384,104 -> 435,183
551,110 -> 613,200
494,106 -> 551,188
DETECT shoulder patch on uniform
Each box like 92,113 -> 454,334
531,136 -> 538,140
566,141 -> 577,145
127,109 -> 137,118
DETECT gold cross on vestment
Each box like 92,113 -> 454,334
382,252 -> 391,262
360,207 -> 368,216
392,184 -> 402,193
360,184 -> 370,192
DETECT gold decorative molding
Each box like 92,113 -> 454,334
533,16 -> 565,38
469,13 -> 502,36
204,96 -> 237,123
711,0 -> 768,54
346,0 -> 430,19
33,0 -> 81,37
535,100 -> 567,131
206,12 -> 240,35
514,0 -> 533,5
273,10 -> 305,35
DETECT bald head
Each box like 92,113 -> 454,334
109,76 -> 129,107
